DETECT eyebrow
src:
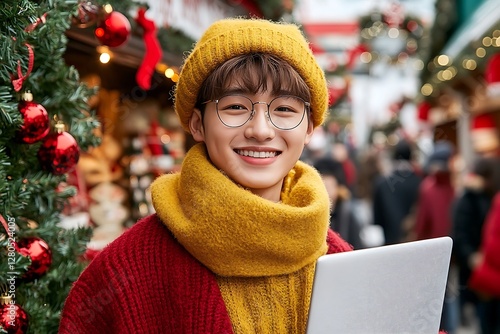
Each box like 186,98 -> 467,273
221,87 -> 297,97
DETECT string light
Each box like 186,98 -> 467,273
99,52 -> 110,64
421,83 -> 433,96
482,37 -> 492,47
164,68 -> 175,78
476,47 -> 487,58
413,59 -> 424,70
360,52 -> 372,63
97,46 -> 111,64
103,4 -> 113,14
436,55 -> 450,66
462,59 -> 477,70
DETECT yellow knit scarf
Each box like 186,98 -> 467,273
150,143 -> 330,277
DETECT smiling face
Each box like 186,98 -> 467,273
188,53 -> 315,202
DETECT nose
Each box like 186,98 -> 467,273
244,103 -> 275,140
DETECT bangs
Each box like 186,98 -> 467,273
196,53 -> 310,109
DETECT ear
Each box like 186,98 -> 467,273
303,118 -> 315,145
189,108 -> 205,142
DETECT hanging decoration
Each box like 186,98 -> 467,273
25,13 -> 48,33
94,9 -> 131,48
135,8 -> 162,90
72,0 -> 99,28
16,91 -> 50,144
0,295 -> 29,334
38,123 -> 80,175
16,237 -> 52,281
10,44 -> 34,92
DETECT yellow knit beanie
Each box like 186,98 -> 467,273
174,18 -> 328,133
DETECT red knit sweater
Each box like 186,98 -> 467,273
59,214 -> 352,333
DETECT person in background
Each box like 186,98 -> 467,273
412,140 -> 458,334
413,140 -> 456,240
467,158 -> 500,334
452,157 -> 500,330
314,157 -> 363,249
373,139 -> 422,245
59,18 -> 353,333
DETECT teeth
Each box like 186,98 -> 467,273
237,150 -> 277,158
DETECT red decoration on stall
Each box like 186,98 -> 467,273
16,237 -> 52,281
38,124 -> 80,175
470,113 -> 500,154
328,86 -> 346,107
16,92 -> 50,144
346,44 -> 369,69
485,53 -> 500,97
383,1 -> 405,28
417,101 -> 431,122
94,11 -> 131,47
135,8 -> 162,90
0,302 -> 29,334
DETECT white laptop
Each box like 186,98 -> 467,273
306,237 -> 453,334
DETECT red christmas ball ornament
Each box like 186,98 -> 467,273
95,11 -> 131,47
0,302 -> 29,334
16,237 -> 52,281
17,92 -> 49,144
38,124 -> 80,175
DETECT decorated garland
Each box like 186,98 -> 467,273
358,2 -> 424,65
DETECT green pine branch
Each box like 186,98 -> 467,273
1,1 -> 100,333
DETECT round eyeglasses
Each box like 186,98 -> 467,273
203,95 -> 310,130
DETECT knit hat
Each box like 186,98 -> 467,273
470,113 -> 499,154
313,157 -> 347,186
393,139 -> 412,161
426,140 -> 453,171
174,18 -> 328,133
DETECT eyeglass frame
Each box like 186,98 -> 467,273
201,94 -> 311,130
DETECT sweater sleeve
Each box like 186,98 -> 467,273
59,215 -> 234,334
59,244 -> 121,333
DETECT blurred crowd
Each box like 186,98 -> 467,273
301,126 -> 500,334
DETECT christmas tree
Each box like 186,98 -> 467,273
0,1 -> 100,333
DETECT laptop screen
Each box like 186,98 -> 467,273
306,237 -> 452,334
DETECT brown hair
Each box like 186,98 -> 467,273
195,53 -> 311,113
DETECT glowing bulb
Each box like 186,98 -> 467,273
360,52 -> 372,63
437,55 -> 450,66
421,83 -> 433,96
100,52 -> 111,64
476,48 -> 486,58
164,68 -> 175,78
482,37 -> 492,47
104,4 -> 113,14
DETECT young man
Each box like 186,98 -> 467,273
59,18 -> 352,333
